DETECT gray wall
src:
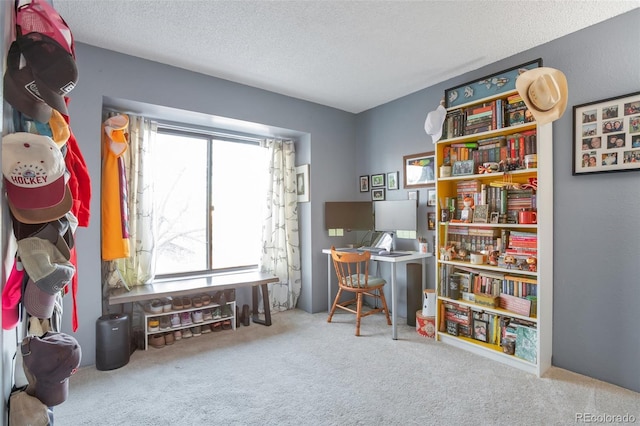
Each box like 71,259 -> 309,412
357,10 -> 640,393
57,44 -> 356,367
1,7 -> 638,396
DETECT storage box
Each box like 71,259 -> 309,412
416,311 -> 436,338
474,293 -> 499,308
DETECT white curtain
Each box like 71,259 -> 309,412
103,115 -> 157,291
259,139 -> 301,312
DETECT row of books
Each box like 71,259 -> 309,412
441,300 -> 538,362
441,96 -> 533,140
442,130 -> 537,172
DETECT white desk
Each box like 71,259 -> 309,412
323,249 -> 433,339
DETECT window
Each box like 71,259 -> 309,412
153,127 -> 267,277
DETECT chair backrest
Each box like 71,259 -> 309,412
330,246 -> 371,289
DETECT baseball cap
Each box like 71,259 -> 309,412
8,388 -> 52,426
3,41 -> 53,123
2,132 -> 72,224
21,332 -> 81,407
23,278 -> 57,319
16,237 -> 75,296
424,104 -> 447,143
1,259 -> 26,330
16,0 -> 75,57
16,32 -> 78,117
11,211 -> 76,260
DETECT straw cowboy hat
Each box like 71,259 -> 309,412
515,67 -> 568,125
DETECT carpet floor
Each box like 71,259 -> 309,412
54,309 -> 639,425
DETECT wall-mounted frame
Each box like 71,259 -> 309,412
444,58 -> 542,108
295,164 -> 310,203
573,91 -> 640,175
403,151 -> 435,188
452,159 -> 475,176
426,189 -> 436,206
371,188 -> 385,201
407,190 -> 418,201
371,173 -> 385,188
359,175 -> 369,192
387,171 -> 399,190
427,212 -> 436,230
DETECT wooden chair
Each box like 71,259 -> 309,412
328,246 -> 391,336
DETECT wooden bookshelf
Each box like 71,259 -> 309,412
435,88 -> 553,377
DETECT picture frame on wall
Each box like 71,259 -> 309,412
371,188 -> 385,201
295,164 -> 310,203
427,212 -> 436,230
387,171 -> 399,190
371,173 -> 385,188
444,58 -> 541,108
403,151 -> 435,188
426,189 -> 436,206
359,175 -> 369,192
572,91 -> 640,175
407,190 -> 418,201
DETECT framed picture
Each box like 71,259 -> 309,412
426,189 -> 436,206
427,212 -> 436,230
371,173 -> 385,188
472,204 -> 489,223
444,58 -> 541,108
371,188 -> 385,201
573,91 -> 640,175
387,171 -> 399,190
473,319 -> 488,342
403,151 -> 435,188
359,175 -> 369,192
295,164 -> 310,203
452,159 -> 475,176
407,190 -> 418,201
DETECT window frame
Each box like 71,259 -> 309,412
153,124 -> 265,280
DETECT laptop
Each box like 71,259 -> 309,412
358,232 -> 393,253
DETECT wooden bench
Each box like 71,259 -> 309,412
109,271 -> 280,326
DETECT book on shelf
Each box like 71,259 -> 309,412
515,324 -> 538,363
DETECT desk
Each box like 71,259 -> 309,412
323,249 -> 432,339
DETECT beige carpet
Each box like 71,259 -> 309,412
54,309 -> 639,425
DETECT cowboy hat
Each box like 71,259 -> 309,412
424,101 -> 447,143
515,67 -> 568,125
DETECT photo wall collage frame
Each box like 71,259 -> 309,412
573,91 -> 640,175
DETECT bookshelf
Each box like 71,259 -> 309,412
434,88 -> 553,377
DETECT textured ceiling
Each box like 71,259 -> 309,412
53,0 -> 639,113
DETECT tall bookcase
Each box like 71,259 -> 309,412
434,88 -> 553,377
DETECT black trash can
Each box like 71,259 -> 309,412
96,313 -> 130,371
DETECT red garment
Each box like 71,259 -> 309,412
64,125 -> 92,227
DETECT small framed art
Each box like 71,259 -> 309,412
473,319 -> 488,342
372,188 -> 385,201
295,164 -> 310,203
426,189 -> 436,206
371,173 -> 385,188
408,190 -> 418,201
403,151 -> 435,188
427,212 -> 436,230
359,175 -> 369,192
573,91 -> 640,175
452,160 -> 475,176
387,171 -> 399,190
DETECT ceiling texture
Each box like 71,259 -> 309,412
53,0 -> 639,114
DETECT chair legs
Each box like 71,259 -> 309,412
327,286 -> 391,336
